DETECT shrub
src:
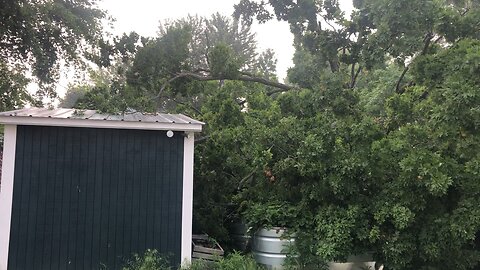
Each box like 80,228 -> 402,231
213,252 -> 263,270
122,249 -> 171,270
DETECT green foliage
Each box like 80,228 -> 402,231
122,250 -> 262,270
127,24 -> 193,96
192,82 -> 274,243
167,13 -> 259,73
75,84 -> 155,114
224,2 -> 480,269
209,44 -> 241,79
122,249 -> 171,270
362,39 -> 480,269
213,252 -> 263,270
243,201 -> 299,229
0,60 -> 33,111
0,0 -> 107,98
67,13 -> 277,114
59,84 -> 89,109
287,49 -> 327,89
355,66 -> 406,116
256,49 -> 278,80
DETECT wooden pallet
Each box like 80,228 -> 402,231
192,234 -> 224,262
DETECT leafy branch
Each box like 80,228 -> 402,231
154,69 -> 298,100
395,32 -> 439,94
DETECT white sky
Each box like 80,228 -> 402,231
98,0 -> 354,82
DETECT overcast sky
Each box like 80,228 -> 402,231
98,0 -> 354,82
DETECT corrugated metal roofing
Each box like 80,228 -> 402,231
0,107 -> 204,125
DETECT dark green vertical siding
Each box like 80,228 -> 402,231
8,125 -> 184,269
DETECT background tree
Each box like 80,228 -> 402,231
71,13 -> 284,114
235,0 -> 479,91
61,31 -> 147,113
0,62 -> 33,111
129,13 -> 291,103
0,0 -> 108,108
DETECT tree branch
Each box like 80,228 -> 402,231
395,33 -> 434,94
237,169 -> 257,189
350,64 -> 362,89
350,63 -> 356,85
205,31 -> 211,67
172,98 -> 203,115
420,33 -> 434,55
157,95 -> 203,115
318,14 -> 338,31
195,135 -> 210,143
154,70 -> 297,100
395,66 -> 410,94
237,74 -> 295,90
154,74 -> 187,99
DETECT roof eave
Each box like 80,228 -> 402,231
0,116 -> 203,132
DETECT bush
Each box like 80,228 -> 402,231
122,249 -> 171,270
213,252 -> 263,270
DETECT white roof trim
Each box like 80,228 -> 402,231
0,116 -> 203,132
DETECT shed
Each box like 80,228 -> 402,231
0,107 -> 204,270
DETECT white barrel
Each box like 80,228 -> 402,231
329,253 -> 376,270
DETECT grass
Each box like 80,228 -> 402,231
122,249 -> 264,270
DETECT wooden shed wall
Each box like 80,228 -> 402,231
8,125 -> 184,269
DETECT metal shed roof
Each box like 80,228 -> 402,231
0,107 -> 204,132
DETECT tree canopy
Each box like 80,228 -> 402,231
235,0 -> 479,90
221,1 -> 480,269
68,13 -> 283,114
0,0 -> 107,109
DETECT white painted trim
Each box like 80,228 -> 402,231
181,132 -> 195,266
0,125 -> 17,270
0,116 -> 203,132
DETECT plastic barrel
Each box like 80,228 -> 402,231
328,253 -> 376,270
230,222 -> 251,252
